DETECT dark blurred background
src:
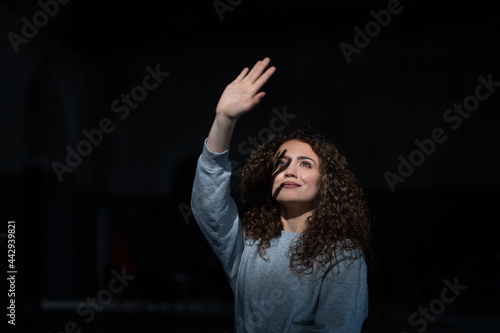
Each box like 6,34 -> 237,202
1,0 -> 499,332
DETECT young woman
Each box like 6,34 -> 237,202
191,57 -> 373,332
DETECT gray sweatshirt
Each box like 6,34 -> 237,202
191,140 -> 368,332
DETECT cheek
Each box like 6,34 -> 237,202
272,173 -> 283,188
300,172 -> 315,182
302,172 -> 321,189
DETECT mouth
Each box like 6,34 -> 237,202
281,181 -> 301,189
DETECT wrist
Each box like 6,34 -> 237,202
214,113 -> 238,126
206,114 -> 237,153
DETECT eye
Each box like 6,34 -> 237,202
275,159 -> 287,168
300,161 -> 311,168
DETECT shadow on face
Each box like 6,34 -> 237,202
271,148 -> 287,201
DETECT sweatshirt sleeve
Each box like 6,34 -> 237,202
308,254 -> 369,332
190,139 -> 244,293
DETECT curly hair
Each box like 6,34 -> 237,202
237,127 -> 374,277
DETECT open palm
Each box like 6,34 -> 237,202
216,57 -> 276,120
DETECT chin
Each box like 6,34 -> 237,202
276,197 -> 311,206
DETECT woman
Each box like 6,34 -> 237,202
191,57 -> 373,332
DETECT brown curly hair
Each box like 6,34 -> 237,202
237,127 -> 374,277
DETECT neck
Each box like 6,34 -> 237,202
280,204 -> 313,233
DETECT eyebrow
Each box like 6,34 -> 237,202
277,155 -> 317,165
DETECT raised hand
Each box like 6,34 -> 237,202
216,57 -> 276,120
206,57 -> 276,153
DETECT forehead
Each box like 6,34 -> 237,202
276,140 -> 317,158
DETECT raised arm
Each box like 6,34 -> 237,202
206,57 -> 276,152
191,57 -> 276,291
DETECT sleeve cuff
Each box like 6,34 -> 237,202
199,138 -> 231,170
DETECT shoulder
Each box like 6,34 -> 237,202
319,240 -> 366,278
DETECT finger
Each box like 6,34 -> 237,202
246,58 -> 271,83
244,60 -> 261,81
253,66 -> 276,91
252,91 -> 266,102
234,67 -> 249,82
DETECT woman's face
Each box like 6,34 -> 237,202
271,140 -> 321,209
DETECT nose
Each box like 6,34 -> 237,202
284,164 -> 297,178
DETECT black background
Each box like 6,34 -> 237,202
1,0 -> 499,332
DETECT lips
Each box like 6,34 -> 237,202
281,181 -> 301,189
